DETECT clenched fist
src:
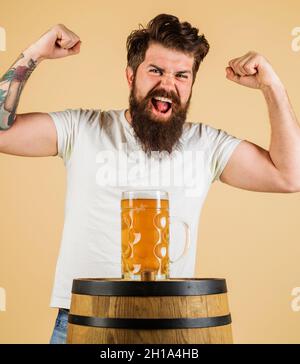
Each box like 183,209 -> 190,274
26,24 -> 81,61
226,51 -> 283,90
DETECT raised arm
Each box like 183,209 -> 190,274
220,51 -> 300,193
0,24 -> 81,157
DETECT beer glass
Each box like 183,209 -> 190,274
121,190 -> 190,280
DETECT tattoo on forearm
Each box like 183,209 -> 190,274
0,53 -> 37,130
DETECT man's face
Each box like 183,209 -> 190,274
126,42 -> 194,155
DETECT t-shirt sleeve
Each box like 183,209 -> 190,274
204,124 -> 243,183
48,108 -> 89,164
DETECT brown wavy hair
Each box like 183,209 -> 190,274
126,14 -> 210,84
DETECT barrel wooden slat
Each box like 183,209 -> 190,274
67,278 -> 233,344
68,326 -> 232,344
69,293 -> 229,318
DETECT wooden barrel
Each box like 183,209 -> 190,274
67,278 -> 233,344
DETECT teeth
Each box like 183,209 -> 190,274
154,96 -> 172,104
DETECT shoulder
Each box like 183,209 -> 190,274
182,121 -> 235,143
62,108 -> 121,128
53,108 -> 126,132
181,121 -> 217,146
71,108 -> 101,123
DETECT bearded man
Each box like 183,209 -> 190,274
1,14 -> 299,343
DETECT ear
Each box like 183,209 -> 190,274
125,66 -> 134,89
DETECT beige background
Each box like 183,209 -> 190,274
0,0 -> 300,343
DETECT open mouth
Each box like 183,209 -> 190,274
150,97 -> 172,115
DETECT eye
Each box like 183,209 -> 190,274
176,74 -> 188,79
150,69 -> 162,75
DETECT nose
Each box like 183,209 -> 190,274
159,72 -> 176,90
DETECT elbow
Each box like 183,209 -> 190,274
285,185 -> 300,193
0,122 -> 12,132
0,128 -> 9,153
282,177 -> 300,193
0,112 -> 15,131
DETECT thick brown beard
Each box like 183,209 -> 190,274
128,83 -> 191,156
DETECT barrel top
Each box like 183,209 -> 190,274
72,278 -> 228,296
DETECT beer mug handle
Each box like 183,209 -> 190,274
169,216 -> 190,264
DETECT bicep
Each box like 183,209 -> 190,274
0,112 -> 58,157
219,140 -> 290,192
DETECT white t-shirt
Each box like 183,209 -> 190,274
48,108 -> 242,309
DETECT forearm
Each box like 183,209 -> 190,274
262,83 -> 300,184
0,47 -> 42,130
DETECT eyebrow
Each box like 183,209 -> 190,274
148,64 -> 192,74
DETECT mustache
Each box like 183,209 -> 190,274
144,88 -> 181,106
